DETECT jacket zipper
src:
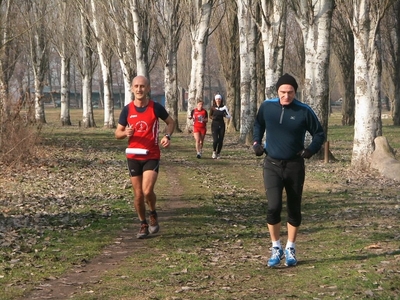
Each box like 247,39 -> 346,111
279,106 -> 284,124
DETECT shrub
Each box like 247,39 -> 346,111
0,98 -> 42,168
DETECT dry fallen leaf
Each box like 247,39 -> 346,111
364,244 -> 382,250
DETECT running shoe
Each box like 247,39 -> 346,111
285,248 -> 297,266
217,154 -> 221,159
267,247 -> 284,267
197,153 -> 201,159
212,151 -> 217,159
149,213 -> 159,234
137,223 -> 149,239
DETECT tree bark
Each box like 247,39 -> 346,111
151,0 -> 183,132
213,0 -> 240,132
331,7 -> 355,125
131,0 -> 150,79
237,0 -> 257,144
90,0 -> 115,128
27,0 -> 49,124
80,10 -> 95,128
108,0 -> 136,106
291,0 -> 333,145
185,1 -> 213,132
260,0 -> 287,99
60,55 -> 71,126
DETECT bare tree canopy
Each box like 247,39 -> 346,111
1,0 -> 400,174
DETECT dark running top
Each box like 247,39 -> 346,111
253,98 -> 325,160
210,105 -> 230,123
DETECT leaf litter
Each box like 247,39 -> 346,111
1,133 -> 399,299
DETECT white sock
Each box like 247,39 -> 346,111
272,240 -> 282,249
286,241 -> 295,250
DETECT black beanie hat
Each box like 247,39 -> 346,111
276,73 -> 298,92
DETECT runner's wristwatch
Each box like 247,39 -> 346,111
165,134 -> 171,140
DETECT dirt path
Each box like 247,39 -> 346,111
23,166 -> 186,300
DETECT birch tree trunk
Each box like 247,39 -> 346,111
80,11 -> 95,128
151,0 -> 184,132
118,59 -> 134,106
0,0 -> 17,113
382,1 -> 400,125
213,1 -> 240,132
131,0 -> 150,79
108,0 -> 136,106
60,55 -> 71,126
27,0 -> 49,124
57,0 -> 72,126
336,0 -> 395,168
291,0 -> 333,143
237,0 -> 257,144
392,1 -> 400,126
352,34 -> 381,167
351,2 -> 382,167
185,0 -> 213,132
90,0 -> 115,128
260,0 -> 287,99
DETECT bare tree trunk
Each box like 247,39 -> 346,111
164,52 -> 180,131
352,33 -> 382,167
336,0 -> 395,168
393,63 -> 400,125
108,0 -> 136,106
60,55 -> 71,126
291,0 -> 333,144
116,31 -> 135,106
80,11 -> 95,128
260,0 -> 287,99
90,0 -> 115,128
237,0 -> 257,144
33,75 -> 46,124
382,1 -> 400,125
0,0 -> 18,114
27,0 -> 49,124
185,1 -> 213,132
151,0 -> 184,132
131,0 -> 151,79
213,0 -> 240,132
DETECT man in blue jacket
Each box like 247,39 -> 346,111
253,73 -> 325,267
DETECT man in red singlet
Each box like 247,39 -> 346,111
189,100 -> 208,158
115,75 -> 175,239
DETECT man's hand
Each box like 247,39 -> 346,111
298,149 -> 313,159
160,136 -> 170,148
125,125 -> 134,137
253,142 -> 265,156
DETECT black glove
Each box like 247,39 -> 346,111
298,149 -> 313,159
253,143 -> 265,156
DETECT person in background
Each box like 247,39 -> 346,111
209,94 -> 231,159
253,73 -> 325,267
115,75 -> 175,239
189,100 -> 208,158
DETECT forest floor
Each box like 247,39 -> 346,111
1,110 -> 400,299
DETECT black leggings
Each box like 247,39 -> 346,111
211,121 -> 225,154
263,156 -> 305,227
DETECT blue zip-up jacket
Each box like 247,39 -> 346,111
253,98 -> 325,160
